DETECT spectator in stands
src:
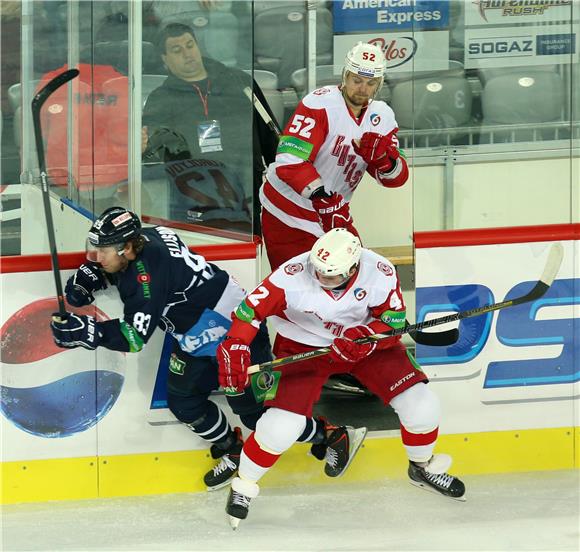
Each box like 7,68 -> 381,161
141,23 -> 278,234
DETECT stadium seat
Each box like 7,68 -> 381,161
480,69 -> 565,142
253,5 -> 332,88
389,63 -> 473,146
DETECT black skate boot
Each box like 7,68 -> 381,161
226,476 -> 260,530
408,454 -> 466,500
204,427 -> 243,491
322,424 -> 368,477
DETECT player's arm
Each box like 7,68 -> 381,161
51,261 -> 168,352
274,102 -> 329,196
217,276 -> 287,391
329,273 -> 406,363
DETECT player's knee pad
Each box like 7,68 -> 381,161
255,407 -> 307,454
166,389 -> 209,424
390,382 -> 441,434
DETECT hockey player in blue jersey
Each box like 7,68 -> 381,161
50,207 -> 366,489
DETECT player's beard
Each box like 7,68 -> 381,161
344,89 -> 368,109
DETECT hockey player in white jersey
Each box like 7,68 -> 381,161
217,228 -> 465,528
260,41 -> 409,270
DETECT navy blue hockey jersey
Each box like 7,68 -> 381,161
96,226 -> 246,356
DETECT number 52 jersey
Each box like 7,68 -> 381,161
260,85 -> 405,237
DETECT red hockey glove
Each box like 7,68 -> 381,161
217,337 -> 252,392
311,192 -> 357,234
329,325 -> 377,363
352,130 -> 400,173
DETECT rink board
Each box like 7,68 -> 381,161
1,226 -> 579,504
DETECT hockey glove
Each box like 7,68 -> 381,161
217,337 -> 252,392
329,325 -> 377,363
50,313 -> 100,350
352,130 -> 400,173
311,192 -> 357,235
65,262 -> 108,307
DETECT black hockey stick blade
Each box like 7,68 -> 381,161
408,326 -> 459,347
247,243 -> 564,374
32,68 -> 80,318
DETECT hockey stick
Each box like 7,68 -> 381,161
243,86 -> 282,136
247,242 -> 564,374
31,68 -> 80,318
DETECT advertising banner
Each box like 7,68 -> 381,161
0,257 -> 257,463
332,0 -> 449,32
415,239 -> 579,434
465,0 -> 574,26
334,31 -> 450,73
464,24 -> 577,68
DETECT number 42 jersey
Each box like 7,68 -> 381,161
231,249 -> 406,348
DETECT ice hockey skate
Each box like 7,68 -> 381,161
408,453 -> 466,501
311,424 -> 367,478
226,477 -> 260,529
204,427 -> 243,491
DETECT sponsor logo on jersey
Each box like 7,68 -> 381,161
235,301 -> 255,323
313,87 -> 331,95
380,309 -> 406,329
369,113 -> 381,126
284,262 -> 304,275
473,0 -> 571,23
277,136 -> 314,160
377,261 -> 394,276
353,287 -> 367,300
136,261 -> 151,298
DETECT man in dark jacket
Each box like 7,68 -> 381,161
142,23 -> 279,234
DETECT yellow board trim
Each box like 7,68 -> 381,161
2,427 -> 578,505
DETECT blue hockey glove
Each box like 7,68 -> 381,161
50,313 -> 100,350
65,263 -> 108,307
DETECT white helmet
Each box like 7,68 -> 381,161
310,228 -> 362,280
342,41 -> 385,92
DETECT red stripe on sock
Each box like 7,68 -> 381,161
244,432 -> 281,468
400,425 -> 439,446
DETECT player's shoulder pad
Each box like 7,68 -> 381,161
360,249 -> 397,278
302,85 -> 343,110
366,100 -> 398,132
270,252 -> 311,285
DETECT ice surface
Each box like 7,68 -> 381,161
1,471 -> 578,551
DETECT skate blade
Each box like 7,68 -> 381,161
409,479 -> 467,502
228,515 -> 241,530
333,426 -> 368,478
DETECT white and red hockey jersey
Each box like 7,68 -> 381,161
230,249 -> 406,348
260,85 -> 408,237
